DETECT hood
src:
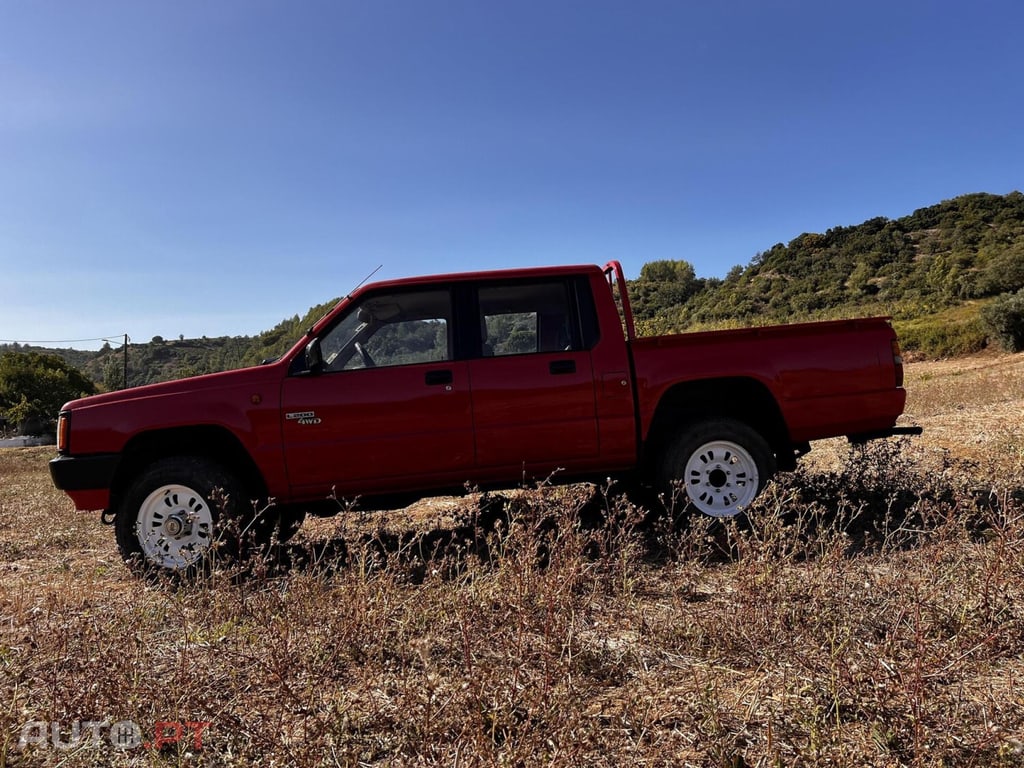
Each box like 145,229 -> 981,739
61,363 -> 284,413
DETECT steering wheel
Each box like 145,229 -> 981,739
353,342 -> 376,368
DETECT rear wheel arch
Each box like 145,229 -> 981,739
643,377 -> 792,471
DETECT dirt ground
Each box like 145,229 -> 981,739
1,352 -> 1023,767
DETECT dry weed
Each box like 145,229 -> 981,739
1,355 -> 1023,766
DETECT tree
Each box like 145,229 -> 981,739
631,260 -> 702,320
639,260 -> 697,285
102,357 -> 124,391
0,352 -> 97,434
981,289 -> 1024,353
978,242 -> 1024,296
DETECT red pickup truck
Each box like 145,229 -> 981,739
50,262 -> 917,575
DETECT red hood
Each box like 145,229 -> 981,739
60,362 -> 285,414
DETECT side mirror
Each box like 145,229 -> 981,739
304,338 -> 324,374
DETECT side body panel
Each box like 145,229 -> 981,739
629,318 -> 906,444
280,362 -> 475,499
53,366 -> 291,509
467,351 -> 599,475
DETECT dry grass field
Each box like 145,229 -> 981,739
1,353 -> 1023,767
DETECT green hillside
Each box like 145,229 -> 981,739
629,191 -> 1024,356
5,191 -> 1023,388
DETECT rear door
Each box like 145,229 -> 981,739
281,286 -> 475,500
467,277 -> 601,479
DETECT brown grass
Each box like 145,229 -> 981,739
1,353 -> 1023,767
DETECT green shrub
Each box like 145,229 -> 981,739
894,306 -> 989,358
0,351 -> 97,433
981,289 -> 1024,352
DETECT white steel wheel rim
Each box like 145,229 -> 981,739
684,439 -> 759,517
135,483 -> 215,569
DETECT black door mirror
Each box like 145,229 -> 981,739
305,338 -> 324,374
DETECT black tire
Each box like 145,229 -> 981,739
115,456 -> 250,576
658,418 -> 776,518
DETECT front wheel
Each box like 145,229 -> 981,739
659,419 -> 776,518
115,456 -> 249,576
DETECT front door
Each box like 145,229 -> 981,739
281,287 -> 475,500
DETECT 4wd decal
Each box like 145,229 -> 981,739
286,411 -> 321,425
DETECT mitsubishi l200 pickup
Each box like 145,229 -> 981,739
50,262 -> 918,575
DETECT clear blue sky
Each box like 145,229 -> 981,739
2,0 -> 1022,350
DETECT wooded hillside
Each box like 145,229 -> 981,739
1,299 -> 339,391
4,191 -> 1023,389
630,191 -> 1024,355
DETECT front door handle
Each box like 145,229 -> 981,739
425,369 -> 453,386
549,360 -> 576,375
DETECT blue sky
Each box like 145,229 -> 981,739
1,0 -> 1022,350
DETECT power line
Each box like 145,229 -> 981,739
0,334 -> 133,390
0,335 -> 128,345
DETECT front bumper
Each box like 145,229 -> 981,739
49,453 -> 120,510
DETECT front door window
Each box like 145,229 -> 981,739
320,289 -> 452,371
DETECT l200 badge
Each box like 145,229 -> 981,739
286,411 -> 321,425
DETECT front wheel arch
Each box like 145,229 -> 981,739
110,426 -> 268,513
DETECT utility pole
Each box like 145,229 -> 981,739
123,334 -> 129,390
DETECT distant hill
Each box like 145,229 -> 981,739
629,191 -> 1024,356
4,191 -> 1023,387
1,298 -> 340,390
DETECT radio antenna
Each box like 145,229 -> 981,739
305,265 -> 384,337
346,264 -> 383,300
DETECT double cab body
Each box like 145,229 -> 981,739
51,262 -> 915,574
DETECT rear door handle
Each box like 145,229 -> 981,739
425,369 -> 453,386
549,360 -> 576,375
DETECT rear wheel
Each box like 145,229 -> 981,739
659,419 -> 776,518
116,456 -> 249,576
